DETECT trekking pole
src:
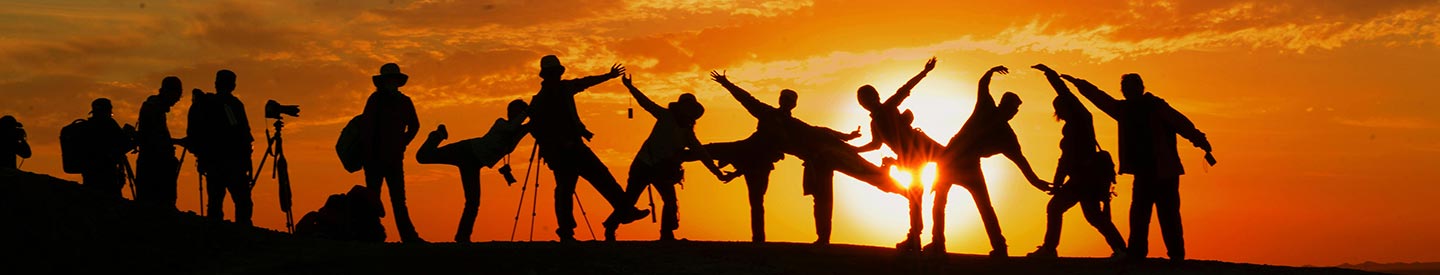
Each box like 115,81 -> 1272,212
646,185 -> 657,223
17,158 -> 24,169
575,192 -> 597,241
198,162 -> 205,216
510,143 -> 539,241
528,155 -> 543,242
122,158 -> 138,199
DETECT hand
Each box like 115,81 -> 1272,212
848,126 -> 862,138
922,57 -> 937,72
718,170 -> 741,183
1033,180 -> 1053,193
988,65 -> 1009,75
609,63 -> 626,77
621,73 -> 634,87
709,70 -> 730,85
1031,64 -> 1054,74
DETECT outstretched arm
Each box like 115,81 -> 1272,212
1159,102 -> 1212,153
564,63 -> 625,95
684,133 -> 730,182
976,65 -> 1008,109
1003,148 -> 1052,193
710,71 -> 777,118
853,126 -> 884,153
621,74 -> 665,116
885,57 -> 937,108
1032,64 -> 1075,98
817,125 -> 862,141
1061,75 -> 1121,118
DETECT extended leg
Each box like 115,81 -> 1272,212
1080,200 -> 1126,254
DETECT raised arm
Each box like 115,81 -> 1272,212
1158,101 -> 1212,153
976,65 -> 1008,108
563,63 -> 625,94
710,71 -> 777,118
684,132 -> 729,181
885,57 -> 937,108
816,125 -> 862,141
1032,64 -> 1075,98
621,74 -> 666,116
1061,75 -> 1121,118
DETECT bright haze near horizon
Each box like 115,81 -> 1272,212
2,0 -> 1438,267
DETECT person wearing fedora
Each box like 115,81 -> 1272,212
527,55 -> 649,242
610,74 -> 731,242
361,63 -> 425,243
135,76 -> 186,209
188,70 -> 255,226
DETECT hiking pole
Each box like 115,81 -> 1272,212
198,162 -> 205,216
575,192 -> 597,241
122,157 -> 138,199
646,185 -> 657,223
510,143 -> 539,241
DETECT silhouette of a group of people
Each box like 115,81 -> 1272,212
3,54 -> 1215,263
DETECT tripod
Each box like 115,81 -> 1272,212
509,142 -> 599,241
251,118 -> 295,233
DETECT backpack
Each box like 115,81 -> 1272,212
295,185 -> 385,242
335,114 -> 369,173
59,119 -> 92,174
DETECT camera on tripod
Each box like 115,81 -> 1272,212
265,100 -> 300,119
498,164 -> 518,185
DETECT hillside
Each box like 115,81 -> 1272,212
0,169 -> 1386,274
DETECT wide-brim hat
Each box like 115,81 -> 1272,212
372,63 -> 409,87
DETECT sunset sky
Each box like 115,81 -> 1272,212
3,0 -> 1439,266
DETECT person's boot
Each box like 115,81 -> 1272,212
659,230 -> 677,242
432,124 -> 449,141
922,239 -> 946,255
1026,246 -> 1058,258
603,225 -> 618,242
616,208 -> 651,225
1107,250 -> 1128,262
895,234 -> 921,252
989,246 -> 1009,259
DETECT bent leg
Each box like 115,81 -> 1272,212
1080,199 -> 1126,253
1042,192 -> 1081,249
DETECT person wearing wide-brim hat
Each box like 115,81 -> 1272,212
526,54 -> 650,242
360,62 -> 425,243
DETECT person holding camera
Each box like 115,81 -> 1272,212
135,76 -> 186,209
81,98 -> 137,198
188,70 -> 255,226
1,115 -> 30,170
414,99 -> 531,243
361,63 -> 425,243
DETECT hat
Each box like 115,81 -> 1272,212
91,98 -> 113,115
669,93 -> 705,121
540,55 -> 562,70
372,63 -> 409,87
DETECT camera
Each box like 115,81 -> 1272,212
498,164 -> 518,185
265,100 -> 301,119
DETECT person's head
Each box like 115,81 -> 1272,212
997,92 -> 1022,121
215,70 -> 237,94
856,85 -> 881,112
1121,73 -> 1144,99
91,98 -> 113,118
779,89 -> 798,112
159,76 -> 183,106
539,55 -> 566,80
506,99 -> 529,121
372,63 -> 408,91
1052,96 -> 1082,121
0,115 -> 17,140
669,93 -> 705,124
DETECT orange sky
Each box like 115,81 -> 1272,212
3,0 -> 1439,266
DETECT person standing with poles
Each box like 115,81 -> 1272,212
527,55 -> 649,242
188,70 -> 255,227
135,76 -> 186,210
61,98 -> 136,199
1062,73 -> 1214,263
360,63 -> 426,243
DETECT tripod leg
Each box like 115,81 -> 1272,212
511,144 -> 538,241
575,192 -> 597,241
528,157 -> 543,242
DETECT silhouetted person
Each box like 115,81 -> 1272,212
77,98 -> 135,198
612,74 -> 729,241
710,71 -> 905,245
361,63 -> 425,243
853,57 -> 943,249
928,66 -> 1051,257
528,55 -> 649,242
414,99 -> 531,243
1063,73 -> 1213,263
1026,64 -> 1126,259
0,116 -> 30,170
677,90 -> 788,243
188,70 -> 255,226
135,76 -> 185,209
